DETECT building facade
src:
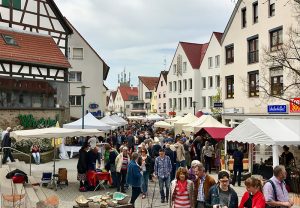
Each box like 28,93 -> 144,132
167,42 -> 208,116
114,86 -> 138,117
67,20 -> 109,119
0,0 -> 72,128
155,71 -> 168,115
199,32 -> 222,114
220,0 -> 300,127
137,76 -> 159,115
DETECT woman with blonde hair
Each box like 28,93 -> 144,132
169,167 -> 194,208
239,176 -> 265,208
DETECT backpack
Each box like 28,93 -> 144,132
265,180 -> 279,208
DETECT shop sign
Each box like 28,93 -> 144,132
267,105 -> 287,114
89,103 -> 99,109
213,102 -> 223,108
223,107 -> 244,114
290,98 -> 300,113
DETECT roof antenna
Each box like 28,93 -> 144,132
163,56 -> 167,71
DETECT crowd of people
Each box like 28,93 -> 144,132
74,121 -> 295,208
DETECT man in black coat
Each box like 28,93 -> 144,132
1,127 -> 15,164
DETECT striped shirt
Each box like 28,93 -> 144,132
121,156 -> 128,170
174,185 -> 190,208
197,175 -> 206,201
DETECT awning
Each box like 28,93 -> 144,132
202,127 -> 233,142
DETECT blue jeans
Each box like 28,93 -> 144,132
141,171 -> 149,193
176,160 -> 186,170
158,176 -> 170,200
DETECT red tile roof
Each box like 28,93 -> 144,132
0,28 -> 70,68
138,76 -> 159,90
180,42 -> 208,69
118,86 -> 138,101
213,32 -> 223,44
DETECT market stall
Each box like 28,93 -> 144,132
110,115 -> 128,126
182,115 -> 227,133
153,121 -> 173,129
63,113 -> 112,131
225,118 -> 300,193
145,114 -> 164,121
174,113 -> 198,135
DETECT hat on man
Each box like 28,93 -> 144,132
6,127 -> 12,132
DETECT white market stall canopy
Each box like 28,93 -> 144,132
165,116 -> 182,122
110,115 -> 128,125
11,127 -> 103,141
183,115 -> 227,133
100,115 -> 123,127
63,113 -> 112,131
145,114 -> 164,121
174,113 -> 198,135
225,118 -> 300,146
154,121 -> 173,129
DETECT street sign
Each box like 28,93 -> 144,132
213,102 -> 223,108
267,105 -> 287,114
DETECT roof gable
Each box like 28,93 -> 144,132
213,32 -> 223,44
110,91 -> 117,101
0,28 -> 70,68
118,86 -> 138,101
66,18 -> 110,80
180,42 -> 209,69
155,71 -> 168,91
138,76 -> 159,90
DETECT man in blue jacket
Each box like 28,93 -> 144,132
127,152 -> 142,207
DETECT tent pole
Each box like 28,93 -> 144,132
272,145 -> 279,168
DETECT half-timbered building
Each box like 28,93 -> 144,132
0,0 -> 72,128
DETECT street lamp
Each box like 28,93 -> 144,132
192,101 -> 198,115
77,85 -> 90,129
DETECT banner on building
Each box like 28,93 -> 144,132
290,98 -> 300,113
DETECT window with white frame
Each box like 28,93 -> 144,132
169,98 -> 172,108
178,98 -> 182,111
208,57 -> 213,68
173,81 -> 177,91
173,98 -> 177,109
202,77 -> 206,89
209,96 -> 213,107
189,79 -> 192,90
215,55 -> 220,68
202,97 -> 206,108
183,79 -> 187,91
169,82 -> 172,92
69,71 -> 82,82
209,76 -> 213,88
183,62 -> 187,73
189,97 -> 192,108
215,75 -> 220,88
73,48 -> 83,59
70,95 -> 82,106
183,97 -> 187,108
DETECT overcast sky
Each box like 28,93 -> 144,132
54,0 -> 236,90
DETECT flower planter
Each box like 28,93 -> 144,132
12,149 -> 56,164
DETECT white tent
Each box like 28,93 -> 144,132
110,115 -> 128,125
63,113 -> 112,131
225,118 -> 300,167
165,116 -> 182,122
145,114 -> 164,121
100,115 -> 122,127
183,115 -> 227,133
154,121 -> 173,129
11,127 -> 103,141
174,113 -> 198,135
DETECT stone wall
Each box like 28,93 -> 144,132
0,108 -> 70,129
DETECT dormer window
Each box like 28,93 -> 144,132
2,34 -> 18,46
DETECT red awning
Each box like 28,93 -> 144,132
195,111 -> 204,118
203,127 -> 233,142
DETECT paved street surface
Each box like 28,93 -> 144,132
30,159 -> 299,208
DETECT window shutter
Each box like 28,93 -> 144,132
2,0 -> 10,7
13,0 -> 21,9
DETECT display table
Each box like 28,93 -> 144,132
64,146 -> 81,158
86,171 -> 112,191
73,204 -> 133,208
